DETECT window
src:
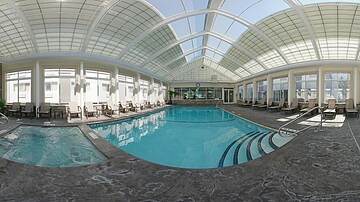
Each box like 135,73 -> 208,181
273,77 -> 288,102
173,87 -> 222,100
246,83 -> 253,101
118,75 -> 134,103
257,80 -> 267,101
324,72 -> 350,103
6,70 -> 31,103
238,85 -> 244,100
44,69 -> 76,103
85,70 -> 110,103
140,79 -> 149,103
296,74 -> 317,102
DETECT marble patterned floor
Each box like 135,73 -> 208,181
1,105 -> 360,201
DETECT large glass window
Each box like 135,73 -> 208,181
273,77 -> 288,102
238,85 -> 244,100
140,79 -> 149,103
246,83 -> 253,101
6,70 -> 31,103
118,75 -> 134,103
324,72 -> 350,103
296,74 -> 317,102
85,70 -> 110,103
257,80 -> 268,101
44,69 -> 76,104
173,87 -> 222,100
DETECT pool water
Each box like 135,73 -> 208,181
91,106 -> 294,169
0,126 -> 106,167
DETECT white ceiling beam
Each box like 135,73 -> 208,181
8,0 -> 38,53
142,31 -> 267,70
116,9 -> 289,64
201,0 -> 225,56
164,46 -> 251,75
163,46 -> 250,77
285,0 -> 321,60
167,57 -> 237,82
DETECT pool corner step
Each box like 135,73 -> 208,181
232,131 -> 261,165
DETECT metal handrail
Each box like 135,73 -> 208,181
0,112 -> 8,124
278,106 -> 323,136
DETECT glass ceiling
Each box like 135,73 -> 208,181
2,0 -> 360,82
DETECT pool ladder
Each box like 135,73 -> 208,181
0,112 -> 8,124
278,106 -> 324,136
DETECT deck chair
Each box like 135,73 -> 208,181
252,97 -> 267,110
38,103 -> 51,120
268,99 -> 285,112
243,99 -> 253,107
324,99 -> 337,120
128,102 -> 136,112
21,103 -> 35,117
282,98 -> 299,113
119,103 -> 129,113
300,99 -> 317,115
68,102 -> 82,120
84,102 -> 98,119
345,99 -> 359,118
8,102 -> 21,117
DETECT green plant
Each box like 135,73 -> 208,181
0,98 -> 5,112
168,90 -> 178,103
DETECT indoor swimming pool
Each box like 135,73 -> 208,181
90,106 -> 294,169
0,126 -> 106,167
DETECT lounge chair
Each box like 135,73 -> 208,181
68,102 -> 82,120
84,102 -> 99,119
282,98 -> 299,113
128,102 -> 136,112
268,99 -> 285,112
324,99 -> 337,120
119,103 -> 129,113
145,102 -> 153,109
38,103 -> 51,120
8,102 -> 21,117
252,98 -> 267,110
156,100 -> 161,107
300,98 -> 317,115
21,103 -> 35,117
243,99 -> 253,107
345,99 -> 359,118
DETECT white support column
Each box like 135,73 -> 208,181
243,82 -> 248,102
288,70 -> 295,105
35,60 -> 40,116
80,62 -> 85,118
354,67 -> 358,106
150,78 -> 155,103
134,73 -> 141,104
160,81 -> 164,102
267,75 -> 273,105
318,67 -> 324,108
112,67 -> 119,106
252,80 -> 257,104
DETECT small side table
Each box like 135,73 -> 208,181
53,109 -> 65,119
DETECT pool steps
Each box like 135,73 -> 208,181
218,130 -> 294,168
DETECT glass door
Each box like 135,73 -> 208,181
224,88 -> 235,104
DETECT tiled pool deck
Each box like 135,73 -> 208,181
1,105 -> 360,201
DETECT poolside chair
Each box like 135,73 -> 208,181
252,98 -> 267,110
243,99 -> 253,107
37,103 -> 51,120
119,103 -> 129,113
84,102 -> 99,119
268,99 -> 285,112
156,100 -> 161,107
21,103 -> 35,118
300,99 -> 317,115
68,102 -> 82,120
128,102 -> 137,112
345,99 -> 359,118
324,99 -> 337,120
8,102 -> 21,117
282,98 -> 299,114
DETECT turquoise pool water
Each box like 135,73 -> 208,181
91,106 -> 294,169
0,126 -> 106,167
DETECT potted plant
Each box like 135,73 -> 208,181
0,98 -> 5,113
168,90 -> 178,104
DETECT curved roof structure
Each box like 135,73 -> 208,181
2,0 -> 360,82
